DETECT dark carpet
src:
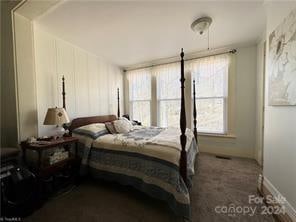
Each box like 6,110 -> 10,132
25,153 -> 274,222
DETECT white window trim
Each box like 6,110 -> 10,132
198,132 -> 236,138
194,97 -> 228,135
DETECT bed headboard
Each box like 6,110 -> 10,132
69,115 -> 117,133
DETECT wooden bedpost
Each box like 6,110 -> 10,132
179,48 -> 187,186
117,88 -> 120,118
193,80 -> 198,143
62,76 -> 66,110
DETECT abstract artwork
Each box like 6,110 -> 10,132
268,8 -> 296,105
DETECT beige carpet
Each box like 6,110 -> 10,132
25,153 -> 274,222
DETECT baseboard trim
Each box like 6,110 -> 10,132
199,150 -> 254,159
258,174 -> 296,222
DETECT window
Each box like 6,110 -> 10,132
191,54 -> 229,134
126,53 -> 230,132
127,68 -> 151,126
156,63 -> 181,127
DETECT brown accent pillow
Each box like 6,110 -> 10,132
105,122 -> 117,134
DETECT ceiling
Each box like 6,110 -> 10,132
15,0 -> 59,20
35,1 -> 266,68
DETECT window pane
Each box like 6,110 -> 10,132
156,62 -> 181,100
131,101 -> 150,126
190,54 -> 229,98
127,68 -> 151,100
159,100 -> 180,127
196,98 -> 225,133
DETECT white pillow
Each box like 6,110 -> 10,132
113,119 -> 132,133
78,123 -> 106,131
72,123 -> 108,139
119,117 -> 133,128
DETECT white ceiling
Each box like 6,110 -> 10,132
36,1 -> 266,67
15,0 -> 59,20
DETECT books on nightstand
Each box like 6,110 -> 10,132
48,148 -> 69,165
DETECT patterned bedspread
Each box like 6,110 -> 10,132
73,125 -> 198,219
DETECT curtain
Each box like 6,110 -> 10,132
189,54 -> 230,133
126,53 -> 230,133
155,62 -> 181,127
126,68 -> 151,126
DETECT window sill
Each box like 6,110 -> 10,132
197,133 -> 236,139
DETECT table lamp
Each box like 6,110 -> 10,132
43,107 -> 70,138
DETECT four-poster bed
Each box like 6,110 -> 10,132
179,48 -> 188,186
61,49 -> 198,219
117,87 -> 120,118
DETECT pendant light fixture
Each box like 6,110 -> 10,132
191,17 -> 212,50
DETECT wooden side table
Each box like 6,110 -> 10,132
21,137 -> 80,176
20,137 -> 81,199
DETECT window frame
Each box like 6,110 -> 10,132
191,55 -> 230,135
125,53 -> 232,136
194,96 -> 228,134
126,68 -> 152,126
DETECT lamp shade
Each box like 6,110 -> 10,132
43,107 -> 70,126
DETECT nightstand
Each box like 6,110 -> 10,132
20,137 -> 81,199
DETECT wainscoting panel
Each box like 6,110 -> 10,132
74,48 -> 89,117
87,55 -> 100,116
34,26 -> 57,137
56,39 -> 76,117
34,25 -> 124,136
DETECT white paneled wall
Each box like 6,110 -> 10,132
34,25 -> 124,136
14,14 -> 39,140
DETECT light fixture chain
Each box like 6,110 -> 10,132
208,28 -> 210,50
